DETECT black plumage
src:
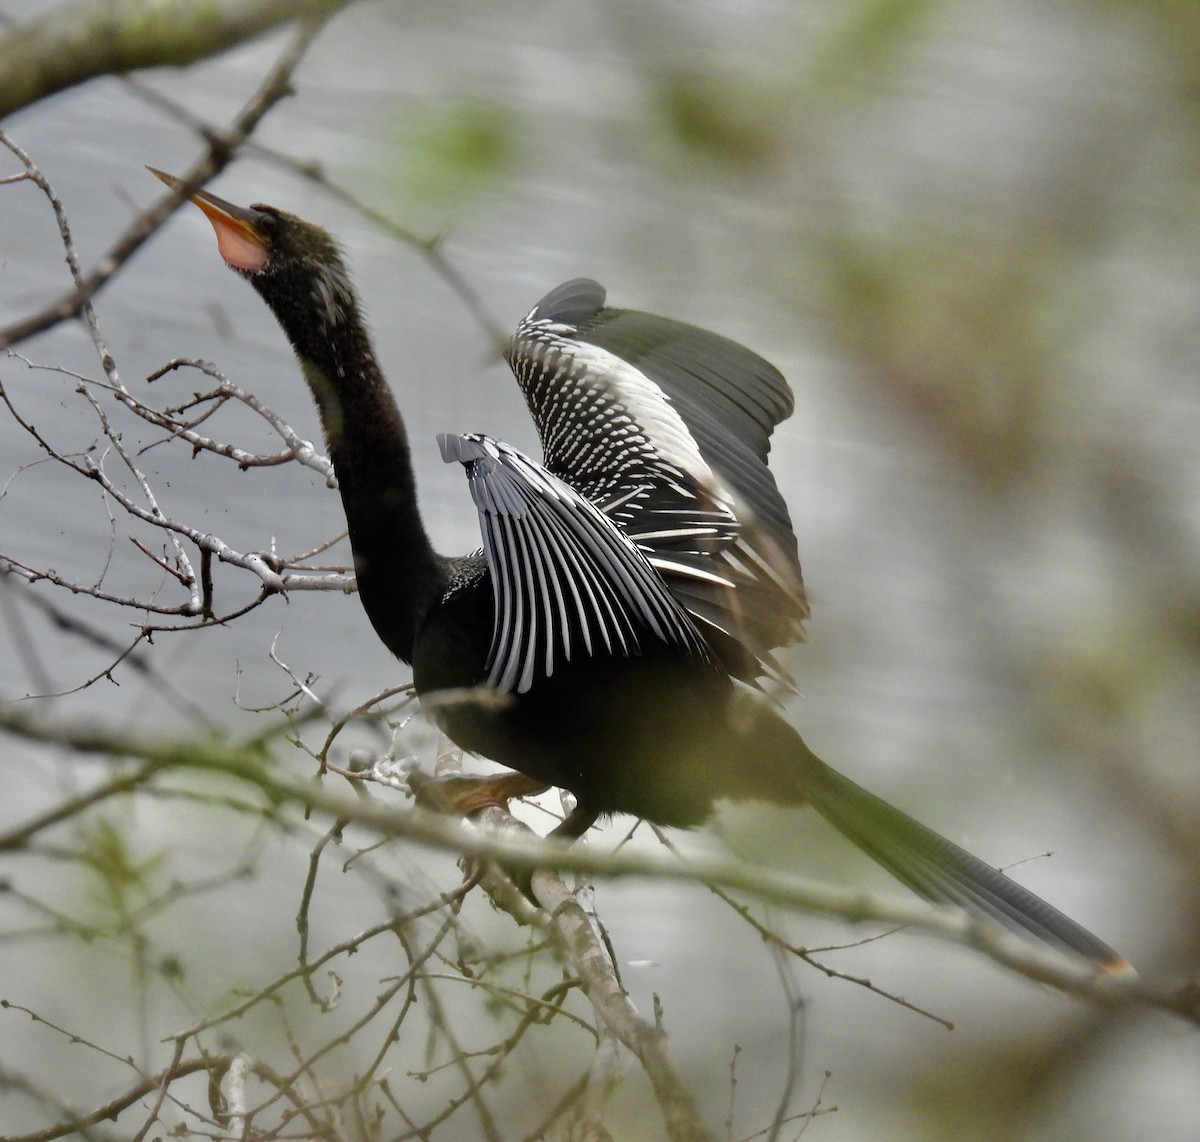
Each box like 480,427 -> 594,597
152,168 -> 1126,971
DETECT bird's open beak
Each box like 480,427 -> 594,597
147,167 -> 270,272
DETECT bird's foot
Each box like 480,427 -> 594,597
409,769 -> 550,818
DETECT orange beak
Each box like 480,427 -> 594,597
147,167 -> 270,272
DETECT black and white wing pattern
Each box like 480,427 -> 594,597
506,279 -> 807,687
439,433 -> 719,695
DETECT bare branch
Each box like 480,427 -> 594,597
0,15 -> 325,351
0,0 -> 353,122
143,359 -> 335,481
0,701 -> 1161,1009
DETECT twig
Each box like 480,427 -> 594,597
0,18 -> 326,351
649,825 -> 955,1030
459,804 -> 715,1140
0,701 -> 1173,1017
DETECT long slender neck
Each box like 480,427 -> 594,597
264,277 -> 450,664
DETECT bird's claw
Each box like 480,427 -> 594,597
408,769 -> 549,818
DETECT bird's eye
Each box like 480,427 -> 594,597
254,209 -> 280,237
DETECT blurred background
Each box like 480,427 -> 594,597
1,0 -> 1199,1138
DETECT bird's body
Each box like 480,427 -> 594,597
152,167 -> 1125,970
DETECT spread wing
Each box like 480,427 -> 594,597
506,278 -> 807,687
439,433 -> 718,695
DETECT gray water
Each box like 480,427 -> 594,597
2,1 -> 1198,1138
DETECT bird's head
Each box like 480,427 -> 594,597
148,167 -> 358,338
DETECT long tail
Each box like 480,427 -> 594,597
792,744 -> 1128,971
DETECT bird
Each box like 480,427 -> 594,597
149,167 -> 1127,971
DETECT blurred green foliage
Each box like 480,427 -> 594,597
388,97 -> 515,217
654,68 -> 783,169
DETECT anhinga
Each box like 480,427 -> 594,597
149,168 -> 1126,971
